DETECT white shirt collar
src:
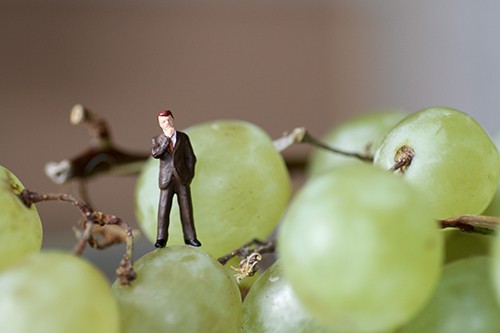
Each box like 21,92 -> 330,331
163,130 -> 177,145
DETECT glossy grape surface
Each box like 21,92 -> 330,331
135,120 -> 291,257
0,165 -> 42,271
0,252 -> 119,333
374,107 -> 500,219
308,110 -> 406,176
278,163 -> 442,333
112,245 -> 243,333
399,257 -> 500,333
242,260 -> 338,333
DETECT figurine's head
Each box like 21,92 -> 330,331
158,110 -> 175,131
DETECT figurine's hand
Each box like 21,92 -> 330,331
152,136 -> 170,158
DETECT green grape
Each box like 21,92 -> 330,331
242,260 -> 339,333
374,107 -> 500,220
491,226 -> 500,306
112,245 -> 243,333
0,165 -> 42,271
442,228 -> 492,263
308,110 -> 406,177
399,257 -> 500,333
0,251 -> 119,333
135,120 -> 291,258
484,131 -> 500,216
278,163 -> 443,333
484,183 -> 500,216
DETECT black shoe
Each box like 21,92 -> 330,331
185,238 -> 202,247
155,239 -> 167,248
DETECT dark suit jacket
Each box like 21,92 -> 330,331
151,131 -> 196,189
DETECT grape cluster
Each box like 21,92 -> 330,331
1,107 -> 500,333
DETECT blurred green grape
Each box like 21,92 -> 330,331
490,225 -> 500,307
0,252 -> 119,333
484,131 -> 500,216
278,163 -> 442,333
399,257 -> 500,333
0,165 -> 42,271
442,228 -> 492,263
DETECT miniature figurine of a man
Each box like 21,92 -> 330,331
152,110 -> 201,248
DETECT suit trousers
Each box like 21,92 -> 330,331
157,178 -> 197,242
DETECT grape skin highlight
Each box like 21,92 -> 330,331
278,163 -> 443,333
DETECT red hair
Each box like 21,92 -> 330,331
158,110 -> 174,118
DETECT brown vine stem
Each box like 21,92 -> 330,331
389,145 -> 415,174
19,188 -> 136,286
44,104 -> 148,203
218,238 -> 276,283
440,214 -> 500,235
218,238 -> 276,265
273,127 -> 373,162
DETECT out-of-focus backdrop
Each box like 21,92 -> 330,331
1,0 -> 499,277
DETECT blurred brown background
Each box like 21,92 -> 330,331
1,0 -> 499,277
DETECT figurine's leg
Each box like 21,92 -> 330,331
177,185 -> 201,247
156,187 -> 174,248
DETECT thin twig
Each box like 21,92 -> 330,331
218,238 -> 276,265
302,131 -> 374,162
19,189 -> 136,286
45,104 -> 148,186
273,127 -> 373,162
440,214 -> 500,235
218,238 -> 276,283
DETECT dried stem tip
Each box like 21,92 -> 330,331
390,145 -> 415,174
70,104 -> 86,124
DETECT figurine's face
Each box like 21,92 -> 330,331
158,115 -> 175,131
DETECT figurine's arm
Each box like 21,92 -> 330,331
151,136 -> 169,158
184,136 -> 197,179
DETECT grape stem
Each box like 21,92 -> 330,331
273,127 -> 373,161
389,145 -> 415,174
19,189 -> 137,286
231,252 -> 262,283
440,214 -> 500,235
44,104 -> 148,203
218,238 -> 276,282
218,238 -> 276,265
